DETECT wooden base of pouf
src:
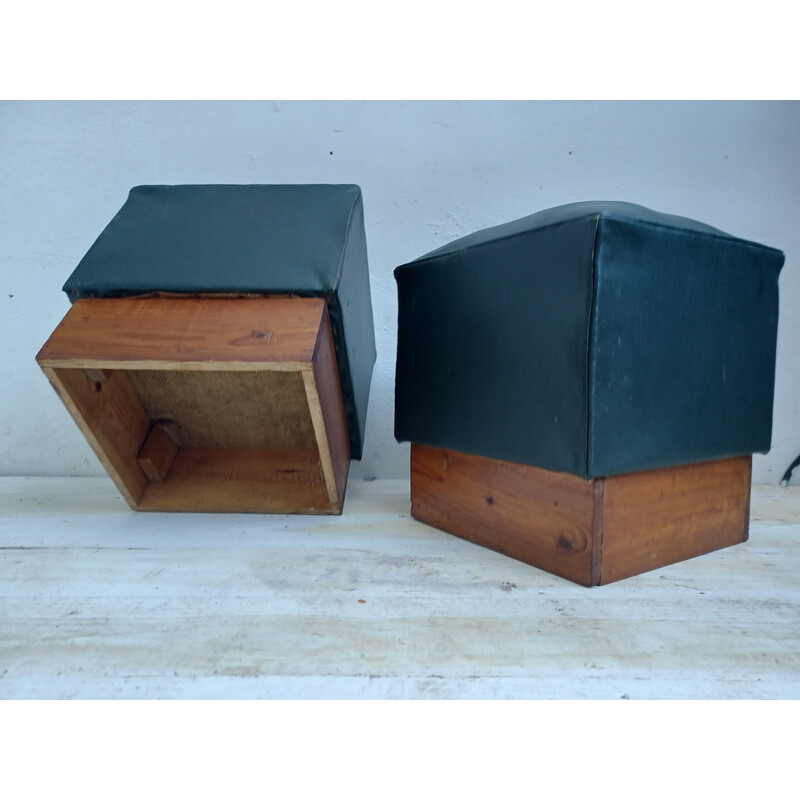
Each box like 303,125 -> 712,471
37,296 -> 350,514
410,443 -> 752,585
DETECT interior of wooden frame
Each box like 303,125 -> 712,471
37,296 -> 350,514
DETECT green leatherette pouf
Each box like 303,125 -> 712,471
395,201 -> 784,479
39,184 -> 375,515
64,184 -> 376,460
394,201 -> 785,584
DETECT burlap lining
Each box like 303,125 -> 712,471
127,370 -> 317,450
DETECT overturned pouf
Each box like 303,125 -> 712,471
38,184 -> 376,514
394,201 -> 785,584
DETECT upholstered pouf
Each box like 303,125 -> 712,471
38,184 -> 376,514
394,201 -> 784,585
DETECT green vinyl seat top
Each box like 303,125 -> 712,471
63,184 -> 377,460
394,201 -> 785,478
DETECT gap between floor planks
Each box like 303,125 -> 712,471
1,478 -> 798,699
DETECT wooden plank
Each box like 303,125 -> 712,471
303,304 -> 350,512
42,367 -> 152,507
137,426 -> 178,483
410,444 -> 596,586
137,448 -> 332,513
600,456 -> 752,584
410,445 -> 752,586
36,296 -> 324,370
1,478 -> 799,700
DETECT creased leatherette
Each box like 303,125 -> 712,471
395,201 -> 785,478
395,216 -> 599,476
62,184 -> 376,459
587,217 -> 783,476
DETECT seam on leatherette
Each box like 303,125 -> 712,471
395,211 -> 784,274
324,291 -> 360,458
397,216 -> 590,271
333,187 -> 361,290
600,215 -> 785,259
326,216 -> 359,457
585,215 -> 601,479
325,187 -> 371,459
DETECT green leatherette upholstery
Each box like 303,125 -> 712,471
63,184 -> 376,459
394,201 -> 785,478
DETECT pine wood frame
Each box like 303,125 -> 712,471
410,443 -> 752,585
37,297 -> 350,513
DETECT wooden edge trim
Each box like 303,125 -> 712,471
590,477 -> 605,586
742,454 -> 753,542
302,368 -> 339,507
302,305 -> 350,511
313,306 -> 350,506
35,296 -> 325,367
37,359 -> 311,372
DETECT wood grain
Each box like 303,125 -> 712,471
84,368 -> 112,383
37,296 -> 352,514
137,448 -> 331,513
410,445 -> 752,586
304,305 -> 350,512
411,443 -> 596,586
600,456 -> 751,584
36,296 -> 325,370
137,426 -> 178,483
42,367 -> 152,507
2,477 -> 798,700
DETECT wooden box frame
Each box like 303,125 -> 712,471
411,443 -> 752,585
37,297 -> 350,514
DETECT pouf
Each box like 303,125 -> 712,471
37,184 -> 376,514
394,201 -> 785,584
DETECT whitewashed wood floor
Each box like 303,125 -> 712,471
1,476 -> 798,699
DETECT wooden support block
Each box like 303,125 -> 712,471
410,443 -> 751,586
137,426 -> 178,483
37,297 -> 350,514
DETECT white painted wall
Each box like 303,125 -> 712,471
1,101 -> 797,483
